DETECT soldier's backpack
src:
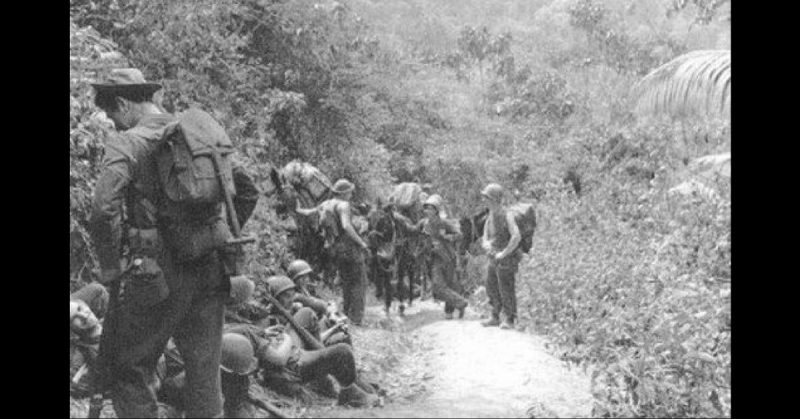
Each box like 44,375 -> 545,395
507,203 -> 537,254
282,160 -> 333,202
156,108 -> 236,207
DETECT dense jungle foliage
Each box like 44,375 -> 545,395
70,0 -> 730,416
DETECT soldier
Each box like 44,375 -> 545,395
71,283 -> 110,397
479,183 -> 522,330
232,276 -> 378,406
295,179 -> 370,325
286,261 -> 352,346
420,196 -> 468,319
155,335 -> 262,418
88,68 -> 259,417
70,283 -> 109,345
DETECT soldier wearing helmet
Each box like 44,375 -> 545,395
286,260 -> 353,346
421,195 -> 469,319
480,183 -> 522,330
214,276 -> 378,407
153,334 -> 261,418
295,179 -> 370,325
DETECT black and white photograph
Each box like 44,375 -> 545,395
69,0 -> 731,417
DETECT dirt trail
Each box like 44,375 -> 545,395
320,300 -> 594,418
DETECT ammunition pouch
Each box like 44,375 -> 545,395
123,256 -> 169,313
162,218 -> 232,263
128,228 -> 163,257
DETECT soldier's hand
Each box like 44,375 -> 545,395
264,325 -> 285,337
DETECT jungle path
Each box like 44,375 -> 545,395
314,299 -> 594,418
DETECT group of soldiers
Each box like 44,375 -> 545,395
70,68 -> 525,418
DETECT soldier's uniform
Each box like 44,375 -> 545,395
89,107 -> 259,417
483,203 -> 523,326
421,201 -> 468,317
317,181 -> 368,325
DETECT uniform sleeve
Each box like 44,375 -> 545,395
293,293 -> 328,317
232,163 -> 260,228
88,137 -> 134,272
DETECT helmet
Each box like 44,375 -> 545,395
220,333 -> 258,375
481,183 -> 504,202
227,274 -> 255,305
332,179 -> 355,195
422,195 -> 442,213
266,275 -> 296,298
287,260 -> 313,281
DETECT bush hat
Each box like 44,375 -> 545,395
481,183 -> 504,202
332,179 -> 355,195
91,68 -> 162,95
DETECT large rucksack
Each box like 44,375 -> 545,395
390,182 -> 423,212
156,108 -> 236,207
507,203 -> 537,254
282,160 -> 333,202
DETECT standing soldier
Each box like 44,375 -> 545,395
420,196 -> 469,319
296,179 -> 370,325
88,68 -> 259,417
479,183 -> 522,330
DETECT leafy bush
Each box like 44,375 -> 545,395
513,121 -> 730,417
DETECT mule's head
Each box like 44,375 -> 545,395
458,207 -> 489,255
269,167 -> 299,216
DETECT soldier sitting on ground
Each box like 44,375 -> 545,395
155,335 -> 265,418
285,260 -> 352,346
227,276 -> 378,407
70,282 -> 109,397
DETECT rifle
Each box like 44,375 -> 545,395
260,293 -> 325,351
259,294 -> 377,395
209,148 -> 256,306
210,148 -> 255,247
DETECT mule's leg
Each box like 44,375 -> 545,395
382,260 -> 393,314
407,259 -> 416,307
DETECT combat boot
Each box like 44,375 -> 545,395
338,383 -> 379,407
481,316 -> 500,327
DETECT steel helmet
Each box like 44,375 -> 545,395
422,195 -> 442,214
287,260 -> 313,281
220,333 -> 258,375
266,275 -> 296,298
481,183 -> 504,202
332,179 -> 355,195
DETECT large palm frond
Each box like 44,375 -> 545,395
633,50 -> 730,120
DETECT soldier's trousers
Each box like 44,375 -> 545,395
333,246 -> 367,324
109,248 -> 226,418
430,258 -> 468,314
486,252 -> 522,322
